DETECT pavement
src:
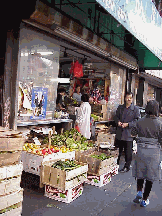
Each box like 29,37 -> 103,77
21,155 -> 162,216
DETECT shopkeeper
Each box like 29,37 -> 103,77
56,88 -> 67,111
73,85 -> 82,104
75,94 -> 91,139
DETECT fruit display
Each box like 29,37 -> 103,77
90,153 -> 113,161
22,143 -> 73,155
51,160 -> 81,171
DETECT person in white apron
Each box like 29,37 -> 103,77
75,94 -> 91,139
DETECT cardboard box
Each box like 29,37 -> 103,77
45,183 -> 83,203
41,160 -> 88,191
21,151 -> 75,176
85,172 -> 112,187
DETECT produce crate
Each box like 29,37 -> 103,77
0,203 -> 22,216
21,151 -> 75,176
41,160 -> 88,191
0,176 -> 21,196
0,163 -> 23,180
78,151 -> 115,175
0,188 -> 23,211
0,138 -> 25,152
0,152 -> 22,167
45,183 -> 83,203
75,147 -> 96,161
85,172 -> 112,187
111,164 -> 119,176
97,133 -> 116,146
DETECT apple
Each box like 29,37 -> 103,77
48,149 -> 52,154
50,148 -> 55,153
42,149 -> 46,155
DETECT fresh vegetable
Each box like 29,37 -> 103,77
90,153 -> 113,161
51,160 -> 81,171
91,114 -> 100,122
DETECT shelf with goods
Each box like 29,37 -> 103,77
0,127 -> 24,215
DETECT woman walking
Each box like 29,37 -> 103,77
131,100 -> 162,207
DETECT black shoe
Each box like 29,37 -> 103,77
119,167 -> 130,173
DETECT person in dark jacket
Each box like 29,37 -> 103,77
114,92 -> 140,172
131,100 -> 162,207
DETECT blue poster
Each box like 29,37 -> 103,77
30,87 -> 48,120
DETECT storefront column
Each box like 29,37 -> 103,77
143,81 -> 148,107
131,73 -> 136,104
3,27 -> 20,130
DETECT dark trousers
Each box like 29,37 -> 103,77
137,179 -> 153,200
118,140 -> 133,168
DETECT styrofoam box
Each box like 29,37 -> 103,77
0,163 -> 23,180
45,183 -> 83,203
21,151 -> 75,176
85,172 -> 112,187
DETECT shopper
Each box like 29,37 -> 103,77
56,88 -> 66,111
75,94 -> 91,139
131,100 -> 162,207
114,92 -> 140,172
73,85 -> 82,103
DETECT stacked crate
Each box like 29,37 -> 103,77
41,160 -> 88,203
77,150 -> 118,187
0,128 -> 25,215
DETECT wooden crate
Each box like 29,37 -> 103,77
41,160 -> 88,191
85,172 -> 112,187
78,151 -> 115,175
45,183 -> 83,203
75,147 -> 96,161
0,189 -> 23,211
0,138 -> 25,152
0,151 -> 22,167
97,133 -> 116,146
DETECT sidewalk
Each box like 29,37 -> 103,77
21,156 -> 162,216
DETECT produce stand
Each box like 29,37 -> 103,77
0,127 -> 24,215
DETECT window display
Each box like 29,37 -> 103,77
17,26 -> 60,121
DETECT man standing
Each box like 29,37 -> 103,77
114,92 -> 140,172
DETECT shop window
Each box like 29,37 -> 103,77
17,27 -> 60,121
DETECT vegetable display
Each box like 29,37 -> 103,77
42,128 -> 94,151
51,160 -> 81,171
90,153 -> 113,161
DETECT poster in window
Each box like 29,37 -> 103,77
30,87 -> 48,120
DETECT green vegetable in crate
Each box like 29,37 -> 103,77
90,153 -> 113,161
91,114 -> 99,122
51,160 -> 81,171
